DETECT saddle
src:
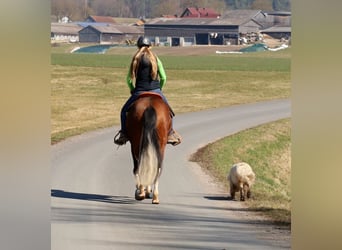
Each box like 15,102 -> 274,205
137,91 -> 163,100
134,91 -> 175,117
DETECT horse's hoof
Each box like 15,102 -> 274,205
152,199 -> 159,204
145,192 -> 153,199
135,189 -> 145,201
135,194 -> 145,201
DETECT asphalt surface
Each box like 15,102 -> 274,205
51,99 -> 291,250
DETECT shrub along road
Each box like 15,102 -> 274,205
51,99 -> 291,250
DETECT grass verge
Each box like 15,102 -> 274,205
190,118 -> 291,226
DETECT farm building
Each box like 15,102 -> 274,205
144,10 -> 267,46
260,26 -> 291,40
51,23 -> 82,42
78,24 -> 143,44
259,11 -> 291,40
260,11 -> 291,40
263,11 -> 291,27
180,7 -> 220,18
85,15 -> 116,23
144,8 -> 291,46
51,10 -> 290,46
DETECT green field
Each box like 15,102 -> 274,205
51,44 -> 291,225
51,45 -> 290,143
52,53 -> 290,71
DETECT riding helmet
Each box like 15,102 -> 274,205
137,36 -> 151,48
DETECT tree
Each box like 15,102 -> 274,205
251,0 -> 273,10
207,0 -> 227,14
51,0 -> 291,20
273,0 -> 291,11
151,0 -> 181,17
234,0 -> 252,9
51,0 -> 87,21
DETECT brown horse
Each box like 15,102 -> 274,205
125,92 -> 171,204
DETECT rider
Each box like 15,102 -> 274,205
114,36 -> 182,146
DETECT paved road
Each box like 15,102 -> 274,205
51,99 -> 291,250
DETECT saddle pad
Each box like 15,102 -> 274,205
137,91 -> 163,100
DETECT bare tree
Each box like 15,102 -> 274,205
152,0 -> 181,17
91,0 -> 116,16
251,0 -> 273,10
179,0 -> 226,13
51,0 -> 234,20
180,0 -> 208,9
51,0 -> 87,21
207,0 -> 227,14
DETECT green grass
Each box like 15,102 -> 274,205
190,118 -> 291,226
51,52 -> 290,72
52,54 -> 132,68
51,46 -> 290,143
163,56 -> 290,71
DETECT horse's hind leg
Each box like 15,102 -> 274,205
152,180 -> 159,204
135,182 -> 146,201
145,185 -> 153,199
152,169 -> 162,204
134,172 -> 146,201
133,156 -> 145,201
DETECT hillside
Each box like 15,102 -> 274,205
51,0 -> 291,22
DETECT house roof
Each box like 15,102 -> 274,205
135,19 -> 146,26
161,15 -> 178,18
146,15 -> 261,27
91,25 -> 122,34
220,10 -> 264,24
86,15 -> 116,23
261,26 -> 291,33
75,22 -> 109,28
263,11 -> 291,16
82,24 -> 143,34
51,23 -> 82,34
145,9 -> 266,26
146,17 -> 216,26
180,7 -> 220,18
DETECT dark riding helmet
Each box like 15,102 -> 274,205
137,36 -> 151,48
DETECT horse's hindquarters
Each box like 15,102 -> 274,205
126,96 -> 170,203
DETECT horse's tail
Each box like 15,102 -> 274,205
138,106 -> 162,186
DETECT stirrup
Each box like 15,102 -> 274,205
114,131 -> 128,145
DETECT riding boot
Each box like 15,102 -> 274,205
114,130 -> 129,145
167,129 -> 182,146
